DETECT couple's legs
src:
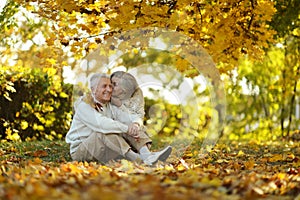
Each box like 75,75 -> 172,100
117,130 -> 153,161
122,130 -> 173,165
72,131 -> 151,163
71,132 -> 122,163
72,131 -> 172,165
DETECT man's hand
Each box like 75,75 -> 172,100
128,123 -> 140,141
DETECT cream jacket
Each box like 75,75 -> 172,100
65,96 -> 129,155
111,88 -> 145,126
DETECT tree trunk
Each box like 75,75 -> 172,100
280,69 -> 286,137
287,65 -> 300,136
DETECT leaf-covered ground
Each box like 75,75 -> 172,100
0,138 -> 300,200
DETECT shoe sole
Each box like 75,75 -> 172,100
157,146 -> 172,162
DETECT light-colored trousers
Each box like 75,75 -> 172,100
71,131 -> 152,163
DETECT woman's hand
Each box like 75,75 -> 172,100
128,123 -> 140,141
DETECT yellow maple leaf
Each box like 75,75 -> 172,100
237,150 -> 245,156
244,159 -> 255,170
268,154 -> 282,162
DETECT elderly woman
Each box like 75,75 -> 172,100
65,73 -> 171,165
110,71 -> 172,163
110,71 -> 145,135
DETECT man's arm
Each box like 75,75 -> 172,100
76,101 -> 128,134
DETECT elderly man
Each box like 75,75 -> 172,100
65,73 -> 172,165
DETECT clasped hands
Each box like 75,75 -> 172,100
128,123 -> 140,141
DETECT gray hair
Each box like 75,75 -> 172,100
89,73 -> 110,91
111,71 -> 139,100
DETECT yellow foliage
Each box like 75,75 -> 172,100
46,58 -> 57,66
59,92 -> 69,98
5,128 -> 21,141
13,0 -> 278,72
21,121 -> 29,130
175,57 -> 190,72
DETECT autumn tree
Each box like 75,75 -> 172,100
0,1 -> 69,71
0,1 -> 73,141
271,0 -> 300,136
0,0 -> 285,141
9,0 -> 277,72
224,0 -> 300,139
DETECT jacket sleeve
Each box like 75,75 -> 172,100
130,88 -> 145,120
122,88 -> 145,125
75,101 -> 128,134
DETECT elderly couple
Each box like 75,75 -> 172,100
65,71 -> 172,165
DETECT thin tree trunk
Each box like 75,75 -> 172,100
260,91 -> 269,118
260,91 -> 273,133
280,69 -> 286,137
287,66 -> 300,136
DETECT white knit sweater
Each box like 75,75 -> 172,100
65,96 -> 129,155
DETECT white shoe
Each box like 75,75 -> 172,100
143,146 -> 172,165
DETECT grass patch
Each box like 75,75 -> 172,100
0,139 -> 71,164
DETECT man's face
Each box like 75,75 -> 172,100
111,76 -> 124,97
93,77 -> 113,103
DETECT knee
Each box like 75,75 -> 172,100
96,133 -> 124,143
107,133 -> 124,141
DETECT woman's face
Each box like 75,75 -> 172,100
111,76 -> 124,98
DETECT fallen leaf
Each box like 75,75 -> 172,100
33,150 -> 48,157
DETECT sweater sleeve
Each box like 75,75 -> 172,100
130,88 -> 145,119
121,88 -> 145,125
76,101 -> 128,134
